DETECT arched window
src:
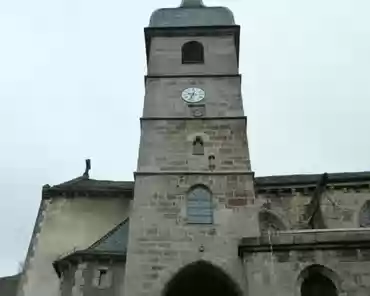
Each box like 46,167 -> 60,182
301,268 -> 337,296
208,155 -> 215,171
359,200 -> 370,227
182,41 -> 204,64
258,211 -> 286,234
187,186 -> 213,224
193,137 -> 204,155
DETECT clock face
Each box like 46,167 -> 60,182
181,87 -> 205,103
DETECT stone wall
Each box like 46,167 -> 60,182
243,250 -> 370,296
321,188 -> 370,229
256,187 -> 370,230
138,119 -> 250,172
60,262 -> 126,296
123,173 -> 258,296
241,230 -> 370,296
148,36 -> 238,76
143,76 -> 243,118
17,196 -> 131,296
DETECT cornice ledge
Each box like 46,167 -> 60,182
238,228 -> 370,256
135,170 -> 254,176
140,116 -> 247,121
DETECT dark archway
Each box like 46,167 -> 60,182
163,261 -> 241,296
300,265 -> 338,296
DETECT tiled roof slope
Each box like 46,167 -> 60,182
43,176 -> 134,198
87,219 -> 129,254
53,220 -> 129,277
255,171 -> 370,188
149,0 -> 235,28
50,177 -> 134,192
0,274 -> 19,296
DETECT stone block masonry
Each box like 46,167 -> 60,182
123,174 -> 258,296
138,118 -> 250,172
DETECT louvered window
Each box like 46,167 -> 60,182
187,186 -> 213,224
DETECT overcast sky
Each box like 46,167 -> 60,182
0,0 -> 369,276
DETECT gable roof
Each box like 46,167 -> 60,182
52,177 -> 133,192
53,219 -> 130,277
43,176 -> 134,198
0,274 -> 20,296
255,171 -> 370,189
87,219 -> 129,254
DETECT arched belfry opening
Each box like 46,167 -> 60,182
163,261 -> 241,296
182,41 -> 204,64
299,265 -> 338,296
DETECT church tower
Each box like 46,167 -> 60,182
124,1 -> 258,295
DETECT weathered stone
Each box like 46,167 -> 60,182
274,251 -> 291,262
228,198 -> 247,207
336,249 -> 360,262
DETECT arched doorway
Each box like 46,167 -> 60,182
299,265 -> 338,296
163,261 -> 241,296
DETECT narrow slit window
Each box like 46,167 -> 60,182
182,41 -> 204,64
98,269 -> 107,286
359,200 -> 370,227
208,155 -> 215,170
193,137 -> 204,155
93,268 -> 111,289
187,186 -> 213,224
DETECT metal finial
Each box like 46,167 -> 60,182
83,159 -> 91,178
180,0 -> 205,7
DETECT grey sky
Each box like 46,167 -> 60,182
0,0 -> 369,276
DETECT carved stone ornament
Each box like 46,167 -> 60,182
189,104 -> 205,117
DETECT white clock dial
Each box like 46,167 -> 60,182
181,87 -> 205,103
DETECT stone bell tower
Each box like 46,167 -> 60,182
124,1 -> 258,295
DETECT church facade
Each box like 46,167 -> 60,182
2,1 -> 370,296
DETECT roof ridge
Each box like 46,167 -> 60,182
0,274 -> 20,280
51,176 -> 87,188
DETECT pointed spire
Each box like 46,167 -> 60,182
180,0 -> 205,7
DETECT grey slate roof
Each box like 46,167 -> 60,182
149,0 -> 235,28
53,219 -> 129,276
255,171 -> 370,188
0,274 -> 19,296
87,219 -> 129,254
44,176 -> 134,197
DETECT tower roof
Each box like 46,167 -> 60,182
149,0 -> 235,28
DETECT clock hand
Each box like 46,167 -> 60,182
190,90 -> 195,100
